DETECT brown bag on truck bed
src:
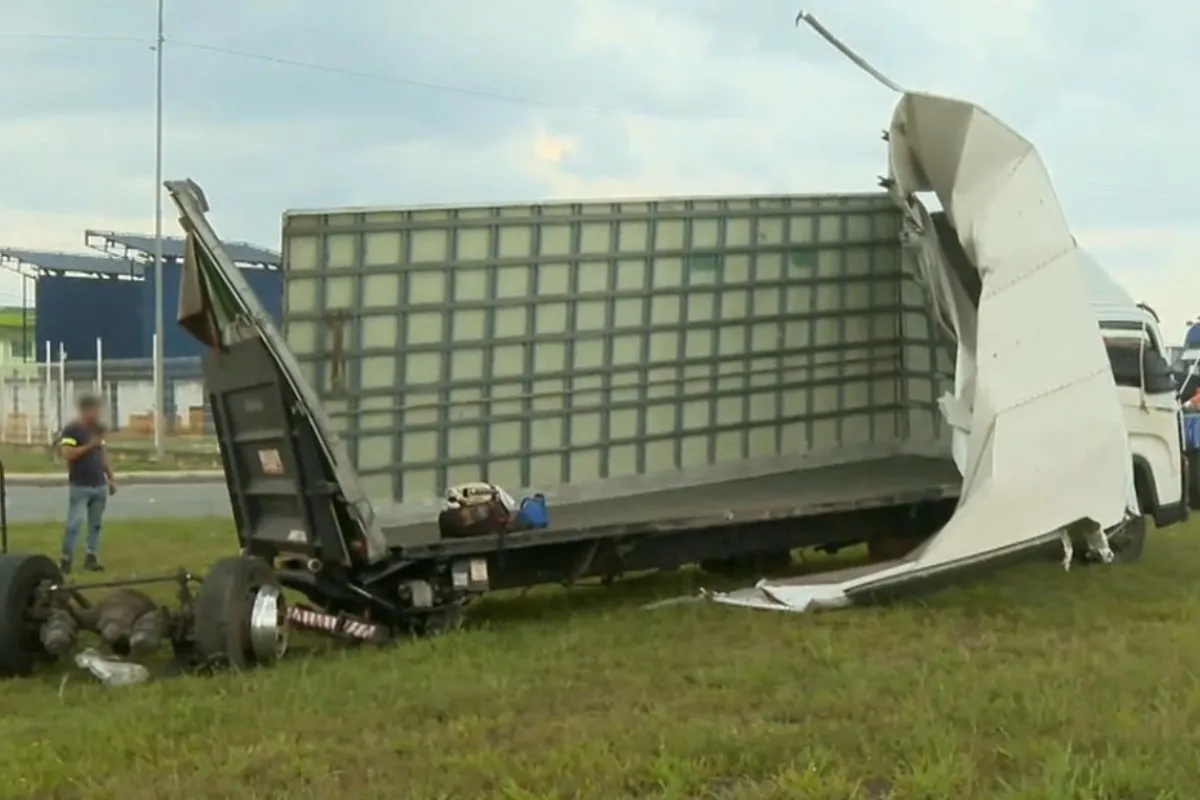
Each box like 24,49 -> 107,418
438,482 -> 513,539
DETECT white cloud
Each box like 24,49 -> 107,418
1077,227 -> 1200,335
532,131 -> 576,165
0,0 -> 1196,344
890,0 -> 1049,56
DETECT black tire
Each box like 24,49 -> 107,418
700,550 -> 792,576
410,604 -> 466,637
757,550 -> 794,573
867,534 -> 927,563
193,556 -> 282,671
0,554 -> 61,678
698,557 -> 741,576
1107,514 -> 1147,564
1063,516 -> 1148,566
1188,453 -> 1200,511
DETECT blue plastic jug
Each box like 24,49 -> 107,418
515,494 -> 549,529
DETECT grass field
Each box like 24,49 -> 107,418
0,441 -> 221,474
3,518 -> 1200,798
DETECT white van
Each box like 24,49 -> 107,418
1179,323 -> 1200,373
1092,303 -> 1188,560
1075,254 -> 1187,561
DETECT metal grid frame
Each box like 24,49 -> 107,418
281,194 -> 952,505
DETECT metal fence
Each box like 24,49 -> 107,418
0,337 -> 210,443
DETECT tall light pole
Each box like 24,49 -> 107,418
152,0 -> 165,460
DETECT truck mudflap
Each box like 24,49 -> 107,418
164,179 -> 390,565
709,26 -> 1134,612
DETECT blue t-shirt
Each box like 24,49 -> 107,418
60,422 -> 106,487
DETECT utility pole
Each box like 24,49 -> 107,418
152,0 -> 166,460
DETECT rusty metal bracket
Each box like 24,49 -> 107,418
326,310 -> 348,393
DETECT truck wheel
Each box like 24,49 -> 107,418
1067,516 -> 1147,566
1107,515 -> 1147,564
0,554 -> 61,678
699,550 -> 792,576
698,557 -> 741,576
194,556 -> 288,671
410,603 -> 466,637
867,534 -> 928,562
1189,453 -> 1200,510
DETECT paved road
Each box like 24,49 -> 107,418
8,483 -> 231,523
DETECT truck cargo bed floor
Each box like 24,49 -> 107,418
383,455 -> 961,550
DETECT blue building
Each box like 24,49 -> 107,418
0,249 -> 142,362
0,233 -> 282,363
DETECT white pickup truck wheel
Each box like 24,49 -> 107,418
1106,515 -> 1147,564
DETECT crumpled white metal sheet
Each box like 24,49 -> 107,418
707,18 -> 1132,613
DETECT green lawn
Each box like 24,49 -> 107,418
2,518 -> 1200,798
0,442 -> 221,474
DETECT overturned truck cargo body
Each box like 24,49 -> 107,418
279,190 -> 964,548
164,93 -> 1136,631
191,188 -> 964,608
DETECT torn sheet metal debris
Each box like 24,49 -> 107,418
74,648 -> 151,687
706,16 -> 1133,613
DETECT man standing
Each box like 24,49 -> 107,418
58,394 -> 117,574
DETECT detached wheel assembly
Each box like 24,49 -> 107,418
194,556 -> 288,670
0,554 -> 61,677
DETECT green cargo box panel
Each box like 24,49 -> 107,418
280,193 -> 955,514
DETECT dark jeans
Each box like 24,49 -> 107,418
61,484 -> 108,561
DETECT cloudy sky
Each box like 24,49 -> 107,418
1,0 -> 1197,335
